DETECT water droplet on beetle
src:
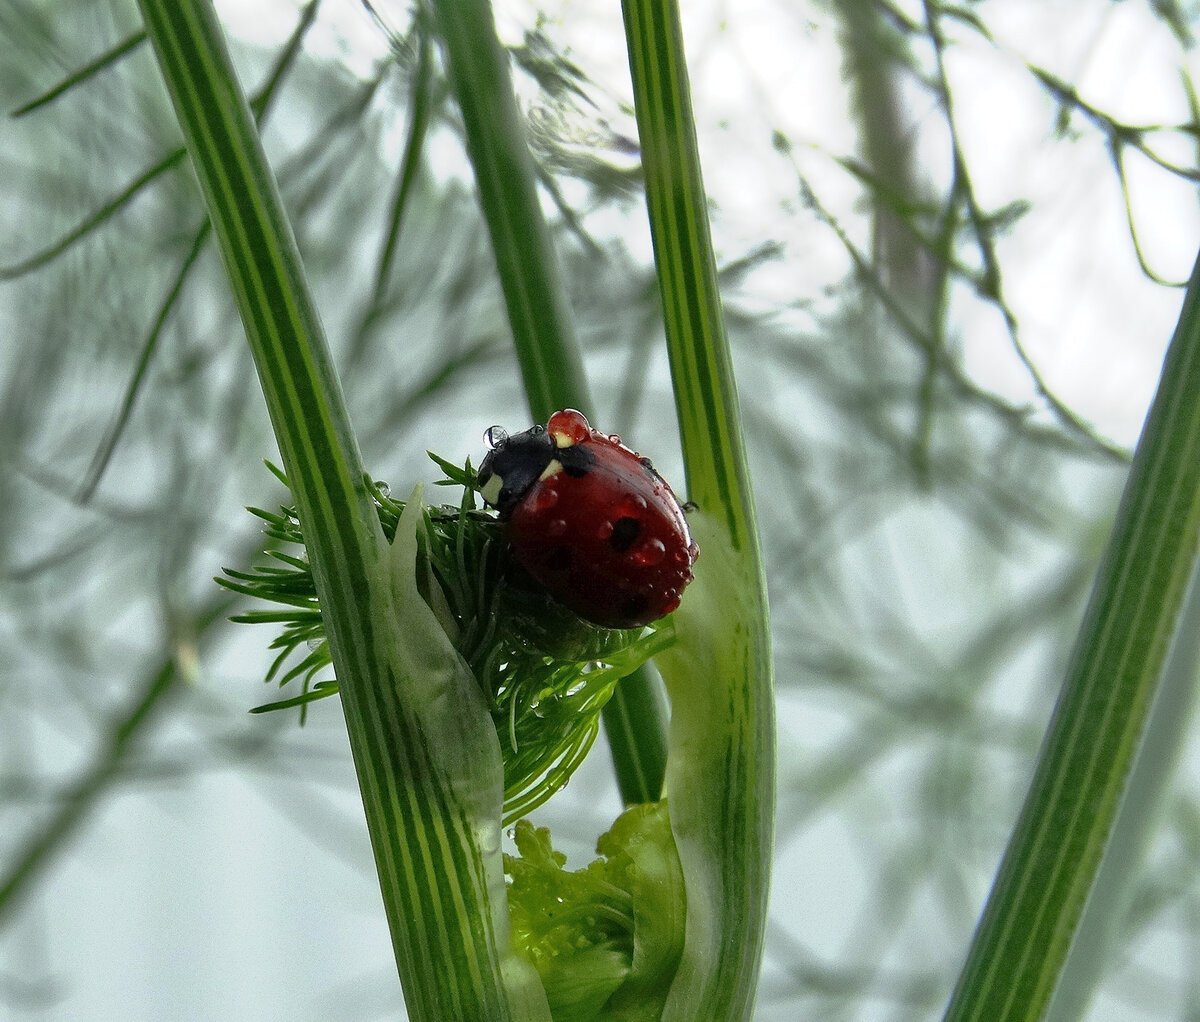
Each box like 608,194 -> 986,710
547,410 -> 590,443
532,487 -> 559,512
484,425 -> 507,448
631,538 -> 666,565
617,494 -> 648,518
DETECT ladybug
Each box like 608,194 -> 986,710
477,409 -> 698,629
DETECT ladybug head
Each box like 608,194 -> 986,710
477,423 -> 555,515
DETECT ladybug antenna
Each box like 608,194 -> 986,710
484,425 -> 508,449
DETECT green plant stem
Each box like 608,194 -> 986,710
135,3 -> 544,1017
428,0 -> 586,423
604,663 -> 669,804
350,16 -> 433,363
622,2 -> 775,1018
10,29 -> 148,118
430,0 -> 669,806
621,3 -> 760,548
944,252 -> 1200,1021
1046,555 -> 1200,1021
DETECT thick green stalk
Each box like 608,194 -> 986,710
428,0 -> 668,806
134,3 -> 545,1018
944,253 -> 1200,1020
604,663 -> 670,805
1047,555 -> 1200,1020
622,3 -> 775,1018
427,0 -> 586,423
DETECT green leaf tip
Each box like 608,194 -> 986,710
505,802 -> 685,1021
652,510 -> 773,1019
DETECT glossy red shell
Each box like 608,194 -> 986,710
503,410 -> 698,629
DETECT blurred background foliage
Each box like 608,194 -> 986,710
1,0 -> 1198,1019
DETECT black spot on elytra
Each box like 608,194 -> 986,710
620,593 -> 648,623
542,546 -> 573,573
609,516 -> 641,552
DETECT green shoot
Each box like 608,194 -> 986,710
218,458 -> 671,824
505,802 -> 686,1022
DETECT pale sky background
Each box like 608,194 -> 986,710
219,0 -> 1200,449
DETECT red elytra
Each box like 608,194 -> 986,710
477,409 -> 698,629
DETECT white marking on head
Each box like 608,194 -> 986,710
551,431 -> 574,448
480,472 -> 503,507
538,458 -> 564,482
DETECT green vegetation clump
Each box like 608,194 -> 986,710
505,802 -> 685,1022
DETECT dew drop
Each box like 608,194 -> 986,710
546,409 -> 591,443
631,538 -> 666,566
618,494 -> 648,518
532,486 -> 559,512
376,481 -> 391,497
478,827 -> 500,855
546,518 -> 567,537
484,425 -> 508,448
